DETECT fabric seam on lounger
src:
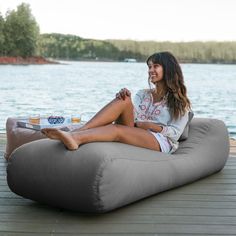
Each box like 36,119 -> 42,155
92,156 -> 111,212
106,156 -> 181,163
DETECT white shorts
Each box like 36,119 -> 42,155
149,131 -> 172,153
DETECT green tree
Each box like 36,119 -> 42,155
4,3 -> 39,57
0,12 -> 5,55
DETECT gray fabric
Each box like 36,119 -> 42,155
7,118 -> 229,213
178,111 -> 194,141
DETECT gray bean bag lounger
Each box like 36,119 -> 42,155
7,118 -> 229,213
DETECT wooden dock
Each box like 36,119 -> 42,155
1,133 -> 236,235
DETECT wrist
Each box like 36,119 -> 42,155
149,123 -> 163,133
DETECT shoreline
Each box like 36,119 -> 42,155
0,56 -> 59,65
1,56 -> 236,65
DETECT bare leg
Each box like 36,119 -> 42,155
42,124 -> 160,151
76,97 -> 134,131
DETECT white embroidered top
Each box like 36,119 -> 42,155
133,89 -> 189,153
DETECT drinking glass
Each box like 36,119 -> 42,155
29,114 -> 40,124
71,114 -> 81,123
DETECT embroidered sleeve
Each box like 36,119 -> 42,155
161,111 -> 189,142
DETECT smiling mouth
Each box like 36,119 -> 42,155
150,74 -> 157,79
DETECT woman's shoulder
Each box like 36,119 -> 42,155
135,89 -> 151,96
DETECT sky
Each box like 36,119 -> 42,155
0,0 -> 236,42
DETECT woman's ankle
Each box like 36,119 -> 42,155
71,132 -> 82,145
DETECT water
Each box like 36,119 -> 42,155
0,62 -> 236,138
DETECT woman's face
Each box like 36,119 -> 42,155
148,61 -> 164,84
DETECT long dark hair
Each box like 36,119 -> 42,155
146,51 -> 191,120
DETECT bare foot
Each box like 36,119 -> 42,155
41,128 -> 79,150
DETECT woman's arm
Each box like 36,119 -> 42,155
160,112 -> 189,141
136,111 -> 189,142
135,121 -> 163,133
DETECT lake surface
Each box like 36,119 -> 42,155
0,61 -> 236,138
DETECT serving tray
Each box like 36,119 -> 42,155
17,116 -> 83,131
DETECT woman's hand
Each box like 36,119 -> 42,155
135,121 -> 151,130
116,88 -> 131,100
135,121 -> 163,133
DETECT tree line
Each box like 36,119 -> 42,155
37,34 -> 236,64
107,40 -> 236,63
38,33 -> 143,61
1,3 -> 236,63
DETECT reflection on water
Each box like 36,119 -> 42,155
0,62 -> 236,138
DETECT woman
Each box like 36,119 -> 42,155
42,52 -> 191,153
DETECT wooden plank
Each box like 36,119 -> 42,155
153,193 -> 236,202
0,233 -> 52,236
1,198 -> 236,210
50,214 -> 236,225
0,212 -> 236,225
0,222 -> 55,234
1,222 -> 236,235
1,203 -> 236,217
0,234 -> 222,236
53,223 -> 236,234
1,221 -> 236,235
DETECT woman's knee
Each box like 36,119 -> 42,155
114,96 -> 133,108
